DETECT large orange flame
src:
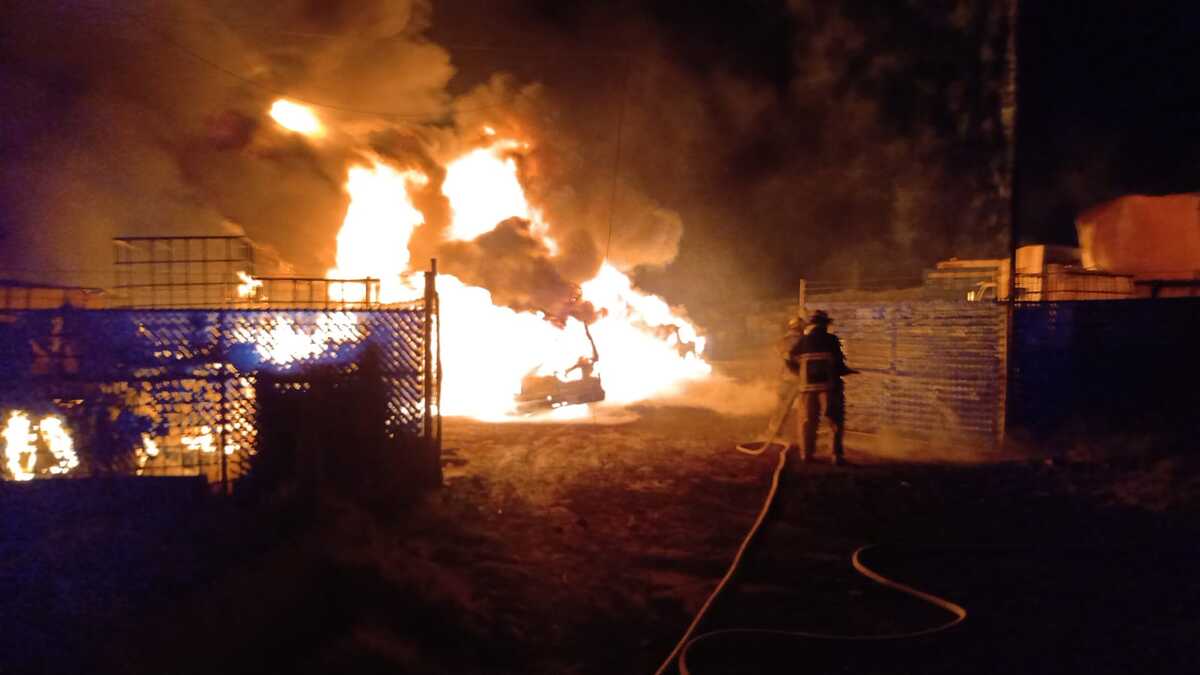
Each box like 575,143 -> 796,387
260,98 -> 711,419
433,270 -> 710,419
326,162 -> 427,303
579,263 -> 709,404
442,145 -> 530,241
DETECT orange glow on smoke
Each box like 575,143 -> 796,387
269,99 -> 323,136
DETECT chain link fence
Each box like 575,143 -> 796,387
0,306 -> 434,488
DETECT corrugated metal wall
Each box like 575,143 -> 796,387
803,301 -> 1008,451
784,297 -> 1200,450
1009,298 -> 1200,440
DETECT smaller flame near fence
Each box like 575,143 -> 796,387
2,411 -> 79,481
236,271 -> 263,300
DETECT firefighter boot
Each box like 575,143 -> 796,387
830,419 -> 845,466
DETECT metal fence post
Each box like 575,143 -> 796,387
421,259 -> 444,486
218,310 -> 229,494
435,275 -> 442,460
423,260 -> 434,453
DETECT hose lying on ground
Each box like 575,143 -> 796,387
652,443 -> 967,675
733,379 -> 801,455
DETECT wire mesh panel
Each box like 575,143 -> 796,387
0,307 -> 428,485
112,236 -> 256,309
1009,298 -> 1200,440
0,283 -> 107,310
241,277 -> 385,309
801,301 -> 1008,452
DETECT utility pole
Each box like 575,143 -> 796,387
423,258 -> 441,487
1006,0 -> 1021,302
1002,0 -> 1021,449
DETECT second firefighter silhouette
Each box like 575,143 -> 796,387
785,310 -> 856,464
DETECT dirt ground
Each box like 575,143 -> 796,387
434,408 -> 1200,675
4,405 -> 1199,674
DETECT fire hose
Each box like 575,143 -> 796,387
651,443 -> 967,675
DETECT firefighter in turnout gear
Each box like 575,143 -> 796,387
785,310 -> 855,464
754,315 -> 811,451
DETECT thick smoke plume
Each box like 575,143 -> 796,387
437,217 -> 597,324
423,1 -> 1015,312
1,1 -> 451,285
0,1 -> 683,321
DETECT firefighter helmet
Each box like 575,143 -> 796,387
809,310 -> 833,326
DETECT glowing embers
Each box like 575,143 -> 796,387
181,426 -> 216,455
2,411 -> 79,481
269,99 -> 323,136
176,425 -> 239,457
132,374 -> 258,479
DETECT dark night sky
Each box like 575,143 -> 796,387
436,0 -> 1200,303
2,1 -> 1198,310
1018,1 -> 1200,246
431,0 -> 1015,304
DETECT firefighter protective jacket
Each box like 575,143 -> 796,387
785,329 -> 851,379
